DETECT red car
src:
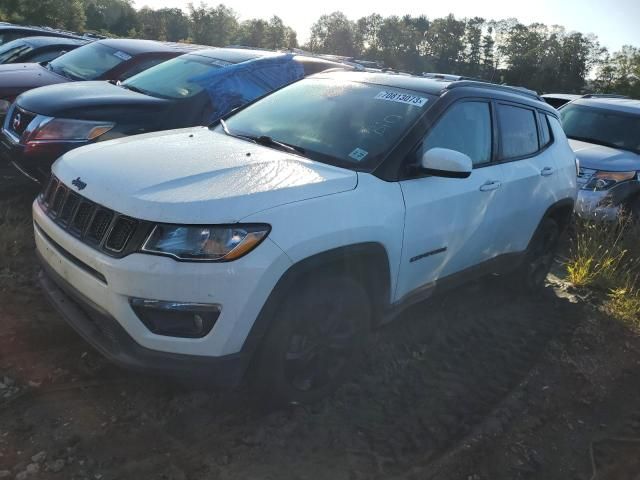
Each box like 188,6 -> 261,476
0,38 -> 203,120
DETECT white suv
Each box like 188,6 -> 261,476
34,72 -> 577,405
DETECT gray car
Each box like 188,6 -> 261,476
560,96 -> 640,221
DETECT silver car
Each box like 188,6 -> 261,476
560,96 -> 640,221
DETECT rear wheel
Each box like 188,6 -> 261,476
514,217 -> 560,292
250,274 -> 370,407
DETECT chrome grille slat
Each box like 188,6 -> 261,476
39,176 -> 140,257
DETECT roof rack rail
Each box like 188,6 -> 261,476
225,45 -> 278,52
446,80 -> 541,100
581,93 -> 630,99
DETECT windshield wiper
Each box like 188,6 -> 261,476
219,119 -> 306,156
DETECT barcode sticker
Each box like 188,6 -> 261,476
375,91 -> 428,107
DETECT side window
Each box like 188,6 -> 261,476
421,101 -> 492,166
539,112 -> 552,147
498,104 -> 539,159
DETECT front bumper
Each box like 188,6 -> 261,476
0,130 -> 81,184
33,198 -> 292,370
38,260 -> 247,385
575,189 -> 622,222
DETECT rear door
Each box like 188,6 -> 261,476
493,103 -> 559,253
395,99 -> 506,302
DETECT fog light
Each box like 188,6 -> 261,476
130,299 -> 221,338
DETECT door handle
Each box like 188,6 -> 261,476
479,180 -> 501,192
540,166 -> 555,176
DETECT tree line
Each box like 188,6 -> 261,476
0,0 -> 638,97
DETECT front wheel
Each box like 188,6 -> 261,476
514,217 -> 560,292
250,274 -> 371,407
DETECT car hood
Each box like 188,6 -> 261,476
16,81 -> 169,121
0,63 -> 68,95
53,127 -> 358,224
569,139 -> 640,171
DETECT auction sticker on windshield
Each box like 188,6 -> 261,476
375,91 -> 428,107
349,148 -> 368,161
113,51 -> 132,61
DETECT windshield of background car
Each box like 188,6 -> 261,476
0,41 -> 31,63
561,104 -> 640,154
123,54 -> 231,99
48,42 -> 128,80
222,78 -> 434,169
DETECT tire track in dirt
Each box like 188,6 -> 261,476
0,276 -> 585,479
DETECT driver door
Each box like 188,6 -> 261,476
395,100 -> 506,302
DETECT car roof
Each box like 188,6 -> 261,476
15,36 -> 89,48
96,38 -> 206,56
309,70 -> 551,109
311,70 -> 452,95
187,48 -> 352,70
542,93 -> 582,101
188,47 -> 278,63
0,24 -> 84,39
570,97 -> 640,115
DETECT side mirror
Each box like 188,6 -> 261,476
420,147 -> 472,178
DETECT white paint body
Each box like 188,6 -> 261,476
35,121 -> 577,359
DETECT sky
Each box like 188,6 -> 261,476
132,0 -> 640,52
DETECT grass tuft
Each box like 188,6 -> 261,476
565,215 -> 640,327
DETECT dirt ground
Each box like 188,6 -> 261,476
1,185 -> 640,480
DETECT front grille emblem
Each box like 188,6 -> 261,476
71,177 -> 87,191
12,112 -> 21,132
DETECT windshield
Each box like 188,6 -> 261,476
561,104 -> 640,154
0,41 -> 31,63
48,42 -> 128,81
222,78 -> 433,169
123,54 -> 231,99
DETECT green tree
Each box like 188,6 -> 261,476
188,2 -> 238,46
308,11 -> 360,56
1,0 -> 86,30
137,7 -> 189,41
423,14 -> 466,73
84,0 -> 138,36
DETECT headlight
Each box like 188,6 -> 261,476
27,118 -> 114,142
141,224 -> 270,261
584,171 -> 636,191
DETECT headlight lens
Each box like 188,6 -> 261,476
141,224 -> 270,261
584,170 -> 636,191
27,118 -> 114,142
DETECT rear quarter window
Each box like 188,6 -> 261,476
539,112 -> 552,147
498,104 -> 539,159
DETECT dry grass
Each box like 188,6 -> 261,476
565,215 -> 640,326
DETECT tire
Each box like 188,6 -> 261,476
250,273 -> 371,407
513,217 -> 560,292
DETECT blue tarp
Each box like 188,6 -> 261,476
188,53 -> 305,122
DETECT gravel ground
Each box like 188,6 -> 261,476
1,187 -> 639,480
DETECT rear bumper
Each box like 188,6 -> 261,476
38,255 -> 248,386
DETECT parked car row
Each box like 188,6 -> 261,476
1,45 -> 348,182
0,21 -> 633,404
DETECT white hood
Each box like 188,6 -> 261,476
53,127 -> 358,224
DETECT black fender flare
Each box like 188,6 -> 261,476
238,242 -> 392,366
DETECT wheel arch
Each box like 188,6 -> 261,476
239,242 -> 393,362
527,197 -> 574,251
